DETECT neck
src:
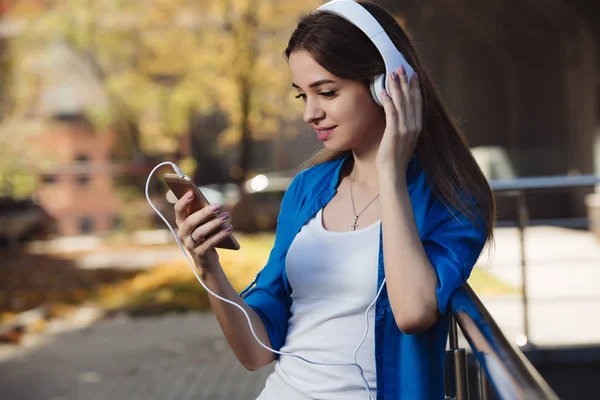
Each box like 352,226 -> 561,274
349,135 -> 382,192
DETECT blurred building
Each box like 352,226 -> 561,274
35,117 -> 121,236
27,43 -> 123,236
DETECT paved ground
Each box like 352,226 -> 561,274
0,313 -> 273,400
1,226 -> 599,399
473,226 -> 600,347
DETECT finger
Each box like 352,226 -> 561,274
388,71 -> 406,128
412,73 -> 423,132
190,212 -> 230,244
185,232 -> 203,249
398,66 -> 413,132
179,204 -> 221,238
380,86 -> 397,133
195,223 -> 234,255
174,190 -> 195,227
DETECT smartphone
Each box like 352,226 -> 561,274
162,173 -> 241,251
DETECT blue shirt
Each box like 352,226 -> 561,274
240,155 -> 487,399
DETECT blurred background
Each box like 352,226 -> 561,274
0,0 -> 598,399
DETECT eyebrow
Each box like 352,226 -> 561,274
292,79 -> 337,90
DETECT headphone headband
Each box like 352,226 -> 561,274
317,0 -> 415,106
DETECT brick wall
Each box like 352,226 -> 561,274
34,119 -> 121,236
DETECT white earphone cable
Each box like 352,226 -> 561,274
146,162 -> 385,400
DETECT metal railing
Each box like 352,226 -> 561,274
445,174 -> 600,400
446,284 -> 560,400
491,174 -> 600,342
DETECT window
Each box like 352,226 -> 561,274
41,174 -> 58,185
74,153 -> 91,185
111,215 -> 123,231
79,216 -> 94,234
74,154 -> 90,164
76,174 -> 90,185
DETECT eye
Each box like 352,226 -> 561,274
294,91 -> 337,100
319,91 -> 336,97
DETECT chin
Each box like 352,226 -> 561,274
321,140 -> 351,153
319,134 -> 352,152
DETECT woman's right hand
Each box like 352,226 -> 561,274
174,191 -> 233,272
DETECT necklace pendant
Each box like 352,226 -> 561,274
350,215 -> 359,231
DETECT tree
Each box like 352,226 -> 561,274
2,0 -> 321,190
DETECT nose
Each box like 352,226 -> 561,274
303,97 -> 325,125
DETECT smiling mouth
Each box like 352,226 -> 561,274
316,126 -> 336,140
315,126 -> 337,133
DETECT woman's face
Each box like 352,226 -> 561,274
289,50 -> 385,152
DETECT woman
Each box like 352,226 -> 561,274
174,1 -> 495,399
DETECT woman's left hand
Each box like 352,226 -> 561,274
376,66 -> 422,179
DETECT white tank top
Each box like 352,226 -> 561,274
256,207 -> 381,400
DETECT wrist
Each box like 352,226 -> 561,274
197,260 -> 223,281
378,167 -> 407,188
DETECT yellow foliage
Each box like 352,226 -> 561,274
4,0 -> 323,157
97,233 -> 276,312
0,119 -> 45,198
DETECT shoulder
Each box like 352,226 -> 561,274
409,163 -> 487,240
406,157 -> 462,233
274,158 -> 343,231
296,157 -> 344,185
284,157 -> 345,204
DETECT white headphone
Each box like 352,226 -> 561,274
317,0 -> 415,107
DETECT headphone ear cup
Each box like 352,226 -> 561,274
370,74 -> 385,107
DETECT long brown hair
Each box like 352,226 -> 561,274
284,1 -> 495,240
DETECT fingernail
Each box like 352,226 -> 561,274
225,224 -> 233,232
400,66 -> 406,75
382,90 -> 388,97
187,191 -> 194,199
391,72 -> 397,82
219,212 -> 230,221
210,204 -> 221,212
414,72 -> 419,82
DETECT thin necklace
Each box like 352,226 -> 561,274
349,169 -> 379,231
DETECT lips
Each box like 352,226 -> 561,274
315,126 -> 337,141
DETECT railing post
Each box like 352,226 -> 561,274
454,348 -> 469,400
446,315 -> 470,400
445,348 -> 456,399
476,359 -> 489,400
517,190 -> 530,340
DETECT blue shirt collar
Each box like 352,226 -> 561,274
328,154 -> 421,193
